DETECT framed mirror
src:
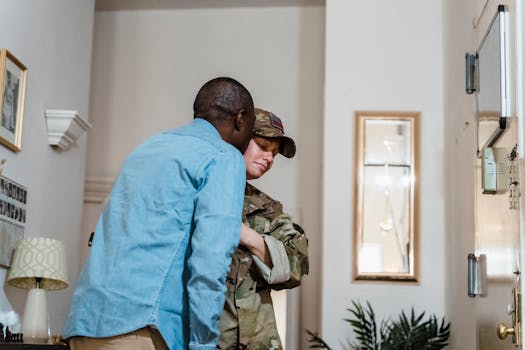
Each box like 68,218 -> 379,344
476,5 -> 510,157
353,111 -> 419,282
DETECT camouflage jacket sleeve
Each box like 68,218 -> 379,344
250,212 -> 309,290
244,184 -> 309,290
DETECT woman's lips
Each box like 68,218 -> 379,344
255,162 -> 268,172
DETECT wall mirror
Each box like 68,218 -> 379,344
476,5 -> 510,157
353,111 -> 419,282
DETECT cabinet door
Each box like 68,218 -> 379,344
475,118 -> 520,349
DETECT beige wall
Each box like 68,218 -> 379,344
83,3 -> 325,349
0,0 -> 95,336
322,0 -> 446,346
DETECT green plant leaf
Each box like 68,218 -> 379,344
309,301 -> 450,350
344,301 -> 380,350
306,329 -> 333,349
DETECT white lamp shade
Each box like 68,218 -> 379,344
7,237 -> 68,290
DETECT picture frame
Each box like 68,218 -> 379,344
0,174 -> 27,267
353,111 -> 420,282
0,49 -> 27,152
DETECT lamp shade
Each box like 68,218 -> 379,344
7,237 -> 68,290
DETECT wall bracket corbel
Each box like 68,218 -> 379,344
45,109 -> 92,151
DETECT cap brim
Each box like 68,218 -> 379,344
278,136 -> 296,158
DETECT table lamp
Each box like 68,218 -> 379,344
7,237 -> 68,343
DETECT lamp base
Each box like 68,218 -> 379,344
22,288 -> 49,344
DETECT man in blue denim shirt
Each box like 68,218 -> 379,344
65,77 -> 256,350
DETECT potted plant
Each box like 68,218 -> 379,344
307,301 -> 450,349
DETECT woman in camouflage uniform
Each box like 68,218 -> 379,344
217,108 -> 309,349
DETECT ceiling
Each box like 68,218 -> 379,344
95,0 -> 325,11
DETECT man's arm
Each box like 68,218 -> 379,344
187,151 -> 245,349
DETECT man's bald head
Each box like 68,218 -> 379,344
193,77 -> 254,121
193,77 -> 255,153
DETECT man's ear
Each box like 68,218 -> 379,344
234,109 -> 245,131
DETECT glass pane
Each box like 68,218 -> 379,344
364,120 -> 411,165
477,12 -> 501,115
359,165 -> 411,274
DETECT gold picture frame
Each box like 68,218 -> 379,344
0,49 -> 27,152
353,111 -> 420,282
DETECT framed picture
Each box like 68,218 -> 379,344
0,49 -> 27,152
0,174 -> 26,267
353,111 -> 420,282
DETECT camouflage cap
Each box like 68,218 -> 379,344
253,108 -> 296,158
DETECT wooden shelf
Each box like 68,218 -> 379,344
0,344 -> 68,350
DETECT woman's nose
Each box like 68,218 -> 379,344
263,152 -> 274,162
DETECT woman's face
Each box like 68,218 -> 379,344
244,136 -> 280,180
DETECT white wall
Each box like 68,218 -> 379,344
0,0 -> 94,336
83,3 -> 324,348
517,0 -> 525,340
322,0 -> 445,346
442,0 -> 478,347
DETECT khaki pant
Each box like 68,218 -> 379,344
69,327 -> 168,350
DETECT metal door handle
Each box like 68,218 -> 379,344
497,322 -> 515,340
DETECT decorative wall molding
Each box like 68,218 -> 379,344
84,176 -> 114,204
45,109 -> 92,151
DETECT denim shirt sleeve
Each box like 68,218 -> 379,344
187,149 -> 246,349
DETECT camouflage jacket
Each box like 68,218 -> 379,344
217,183 -> 309,350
